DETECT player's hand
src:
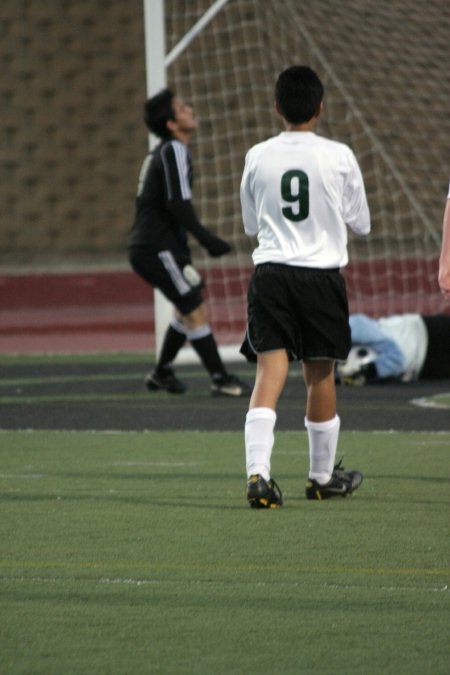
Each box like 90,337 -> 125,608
205,235 -> 232,257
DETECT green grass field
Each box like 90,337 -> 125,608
1,428 -> 449,674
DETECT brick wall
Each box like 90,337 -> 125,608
1,0 -> 449,271
1,0 -> 147,263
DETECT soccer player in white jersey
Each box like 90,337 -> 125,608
239,66 -> 371,506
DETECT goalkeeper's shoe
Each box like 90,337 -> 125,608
246,474 -> 283,509
211,374 -> 251,397
305,460 -> 363,500
145,368 -> 187,394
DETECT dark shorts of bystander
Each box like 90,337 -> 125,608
420,315 -> 450,379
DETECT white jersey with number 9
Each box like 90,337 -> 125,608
240,131 -> 371,269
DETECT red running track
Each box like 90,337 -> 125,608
0,269 -> 249,354
1,259 -> 447,354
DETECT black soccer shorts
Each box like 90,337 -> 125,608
129,248 -> 204,315
240,262 -> 351,362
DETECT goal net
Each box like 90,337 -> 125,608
164,0 -> 450,350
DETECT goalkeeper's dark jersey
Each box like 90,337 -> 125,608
129,138 -> 208,254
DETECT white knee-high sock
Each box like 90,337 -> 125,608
245,407 -> 277,481
305,415 -> 340,484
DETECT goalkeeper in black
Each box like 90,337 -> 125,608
128,88 -> 250,397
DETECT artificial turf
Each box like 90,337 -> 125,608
1,429 -> 449,674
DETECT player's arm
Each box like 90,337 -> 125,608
168,200 -> 231,256
240,151 -> 259,236
162,141 -> 231,257
342,150 -> 371,235
347,314 -> 406,379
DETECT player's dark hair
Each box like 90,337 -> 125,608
275,66 -> 324,124
143,88 -> 175,139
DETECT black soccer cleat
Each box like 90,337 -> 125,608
305,460 -> 363,500
145,368 -> 187,394
210,374 -> 252,397
246,474 -> 283,509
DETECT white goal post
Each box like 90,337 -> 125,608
142,0 -> 171,359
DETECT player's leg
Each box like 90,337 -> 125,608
152,305 -> 209,386
149,316 -> 188,393
303,358 -> 362,500
303,358 -> 338,482
303,358 -> 336,422
180,303 -> 226,380
245,350 -> 288,508
240,264 -> 296,507
129,249 -> 248,395
249,349 -> 290,410
297,267 -> 363,500
180,304 -> 251,397
149,302 -> 218,395
129,248 -> 195,393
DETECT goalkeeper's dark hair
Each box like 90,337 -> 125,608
275,66 -> 324,124
144,88 -> 175,139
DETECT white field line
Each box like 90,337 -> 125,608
0,575 -> 447,594
1,429 -> 450,436
411,395 -> 450,410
